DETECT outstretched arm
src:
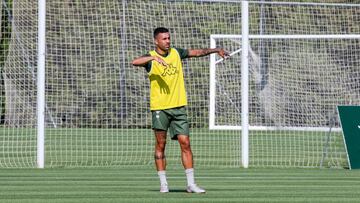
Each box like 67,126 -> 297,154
187,48 -> 229,59
132,55 -> 168,67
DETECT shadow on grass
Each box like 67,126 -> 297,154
149,189 -> 187,193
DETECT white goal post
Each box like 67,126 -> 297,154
37,0 -> 46,169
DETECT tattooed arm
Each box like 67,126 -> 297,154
187,48 -> 229,59
132,55 -> 168,67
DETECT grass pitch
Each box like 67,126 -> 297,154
1,167 -> 360,203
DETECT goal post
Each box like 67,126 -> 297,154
209,0 -> 250,169
241,0 -> 249,169
37,0 -> 46,169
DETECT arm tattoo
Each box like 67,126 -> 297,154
189,48 -> 219,57
198,48 -> 216,57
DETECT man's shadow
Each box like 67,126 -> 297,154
149,189 -> 187,193
149,74 -> 170,94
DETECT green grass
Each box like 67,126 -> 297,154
1,167 -> 360,203
0,128 -> 354,202
0,128 -> 348,168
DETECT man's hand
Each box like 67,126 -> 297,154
217,49 -> 230,59
153,56 -> 168,66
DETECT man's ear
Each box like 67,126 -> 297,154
154,38 -> 158,46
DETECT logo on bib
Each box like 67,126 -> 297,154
162,64 -> 178,76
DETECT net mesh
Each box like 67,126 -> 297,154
0,0 -> 359,168
249,3 -> 359,167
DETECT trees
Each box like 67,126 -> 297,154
1,0 -> 359,128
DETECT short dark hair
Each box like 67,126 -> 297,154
153,27 -> 169,38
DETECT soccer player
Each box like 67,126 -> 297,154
132,27 -> 229,193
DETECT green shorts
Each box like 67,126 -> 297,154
151,106 -> 189,140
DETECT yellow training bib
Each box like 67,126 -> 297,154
148,48 -> 187,110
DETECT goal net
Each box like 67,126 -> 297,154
210,2 -> 360,168
1,0 -> 359,168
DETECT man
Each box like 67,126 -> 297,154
132,27 -> 229,193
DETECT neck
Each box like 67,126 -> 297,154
155,48 -> 169,56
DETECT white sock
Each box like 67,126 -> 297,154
157,170 -> 168,186
185,168 -> 195,186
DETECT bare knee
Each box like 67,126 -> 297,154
155,141 -> 166,152
154,140 -> 166,161
178,135 -> 191,152
154,130 -> 167,153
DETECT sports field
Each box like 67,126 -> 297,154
0,128 -> 352,202
1,167 -> 360,203
0,128 -> 347,168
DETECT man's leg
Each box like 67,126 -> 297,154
154,130 -> 167,171
177,135 -> 205,193
154,130 -> 169,193
177,134 -> 193,169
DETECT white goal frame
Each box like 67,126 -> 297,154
209,33 -> 360,132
